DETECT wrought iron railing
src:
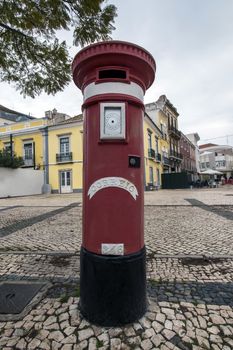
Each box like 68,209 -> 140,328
169,150 -> 183,159
163,156 -> 170,165
148,148 -> 155,159
168,125 -> 181,138
56,152 -> 73,163
155,153 -> 162,162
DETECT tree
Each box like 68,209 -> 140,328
0,0 -> 117,98
0,149 -> 24,168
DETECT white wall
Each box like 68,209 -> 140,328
0,168 -> 44,197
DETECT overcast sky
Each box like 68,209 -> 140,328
1,0 -> 233,145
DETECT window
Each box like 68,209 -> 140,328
24,143 -> 33,160
155,137 -> 159,154
157,169 -> 160,186
23,142 -> 34,166
148,131 -> 152,149
61,171 -> 71,186
201,162 -> 205,169
216,160 -> 226,168
60,137 -> 69,154
149,167 -> 154,184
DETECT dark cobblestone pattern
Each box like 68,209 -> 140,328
185,199 -> 233,221
0,206 -> 81,252
0,203 -> 79,238
145,206 -> 233,256
0,205 -> 23,212
0,207 -> 52,231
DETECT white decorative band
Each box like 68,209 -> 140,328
87,177 -> 138,200
83,82 -> 144,102
101,243 -> 124,256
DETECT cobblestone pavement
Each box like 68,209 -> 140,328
0,188 -> 233,349
0,191 -> 233,255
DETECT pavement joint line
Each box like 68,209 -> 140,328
0,275 -> 80,283
1,251 -> 233,260
151,254 -> 233,259
0,204 -> 81,208
0,205 -> 23,212
145,204 -> 233,207
0,250 -> 79,256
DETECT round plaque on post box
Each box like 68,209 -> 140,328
72,41 -> 156,326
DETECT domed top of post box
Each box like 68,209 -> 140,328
72,41 -> 156,93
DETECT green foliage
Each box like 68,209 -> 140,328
0,149 -> 24,168
96,339 -> 104,348
0,0 -> 117,97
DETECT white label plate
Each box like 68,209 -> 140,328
101,244 -> 124,256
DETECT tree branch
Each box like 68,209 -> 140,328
0,22 -> 30,38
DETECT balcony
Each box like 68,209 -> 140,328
56,152 -> 73,163
169,150 -> 183,160
168,125 -> 181,139
155,153 -> 162,162
163,156 -> 170,166
148,148 -> 155,159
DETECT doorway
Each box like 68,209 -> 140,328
60,170 -> 72,193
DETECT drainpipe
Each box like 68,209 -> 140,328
41,126 -> 51,193
33,141 -> 36,169
10,134 -> 13,159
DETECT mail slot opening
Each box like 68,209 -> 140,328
98,69 -> 127,80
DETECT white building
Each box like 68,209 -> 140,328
199,143 -> 233,178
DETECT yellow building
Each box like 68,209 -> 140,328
47,116 -> 83,193
144,113 -> 163,189
0,118 -> 47,169
0,104 -> 174,193
145,101 -> 170,176
0,107 -> 84,194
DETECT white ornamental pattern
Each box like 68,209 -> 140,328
87,177 -> 138,200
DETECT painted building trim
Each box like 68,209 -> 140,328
48,121 -> 83,131
0,126 -> 46,138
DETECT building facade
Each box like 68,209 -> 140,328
199,143 -> 233,179
0,102 -> 199,193
144,113 -> 163,189
156,95 -> 182,172
145,95 -> 183,173
145,99 -> 170,174
47,116 -> 83,193
0,118 -> 47,169
186,133 -> 200,173
180,132 -> 197,178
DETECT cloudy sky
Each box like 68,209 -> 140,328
1,0 -> 233,145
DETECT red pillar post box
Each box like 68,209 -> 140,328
72,41 -> 156,326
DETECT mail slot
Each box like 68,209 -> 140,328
72,41 -> 156,326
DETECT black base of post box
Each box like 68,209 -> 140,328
79,246 -> 147,326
